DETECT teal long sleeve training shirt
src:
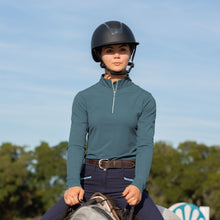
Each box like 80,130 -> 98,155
67,75 -> 156,192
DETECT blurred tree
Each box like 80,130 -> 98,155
0,142 -> 38,219
148,141 -> 183,206
202,145 -> 220,219
0,141 -> 67,219
177,141 -> 209,205
31,141 -> 67,212
1,140 -> 220,219
149,141 -> 220,220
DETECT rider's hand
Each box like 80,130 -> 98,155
64,186 -> 85,206
122,185 -> 142,206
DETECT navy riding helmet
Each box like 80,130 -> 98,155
91,21 -> 139,75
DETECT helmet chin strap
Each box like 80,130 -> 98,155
100,61 -> 134,75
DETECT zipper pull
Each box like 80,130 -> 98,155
112,90 -> 116,114
112,81 -> 118,114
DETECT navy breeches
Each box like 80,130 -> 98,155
41,162 -> 163,220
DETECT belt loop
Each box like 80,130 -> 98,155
94,159 -> 98,170
121,160 -> 125,180
121,160 -> 124,169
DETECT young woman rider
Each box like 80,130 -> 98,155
41,20 -> 163,220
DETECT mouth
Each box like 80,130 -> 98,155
113,62 -> 121,66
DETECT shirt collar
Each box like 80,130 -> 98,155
99,74 -> 132,89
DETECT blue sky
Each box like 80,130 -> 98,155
0,0 -> 220,150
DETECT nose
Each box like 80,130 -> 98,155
114,51 -> 120,58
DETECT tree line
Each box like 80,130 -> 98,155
0,141 -> 219,219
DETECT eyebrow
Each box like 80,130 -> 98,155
119,44 -> 128,48
103,46 -> 113,49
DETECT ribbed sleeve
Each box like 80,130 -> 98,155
66,92 -> 88,188
131,95 -> 156,191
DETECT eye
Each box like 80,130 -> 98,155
119,47 -> 129,53
106,49 -> 114,54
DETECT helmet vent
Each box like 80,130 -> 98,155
104,22 -> 123,35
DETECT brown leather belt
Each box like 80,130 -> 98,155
86,159 -> 135,170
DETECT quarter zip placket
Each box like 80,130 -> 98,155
111,81 -> 118,114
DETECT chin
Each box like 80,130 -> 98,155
112,68 -> 124,72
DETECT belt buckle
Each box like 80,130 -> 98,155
98,159 -> 109,171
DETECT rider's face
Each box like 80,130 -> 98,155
101,44 -> 131,73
